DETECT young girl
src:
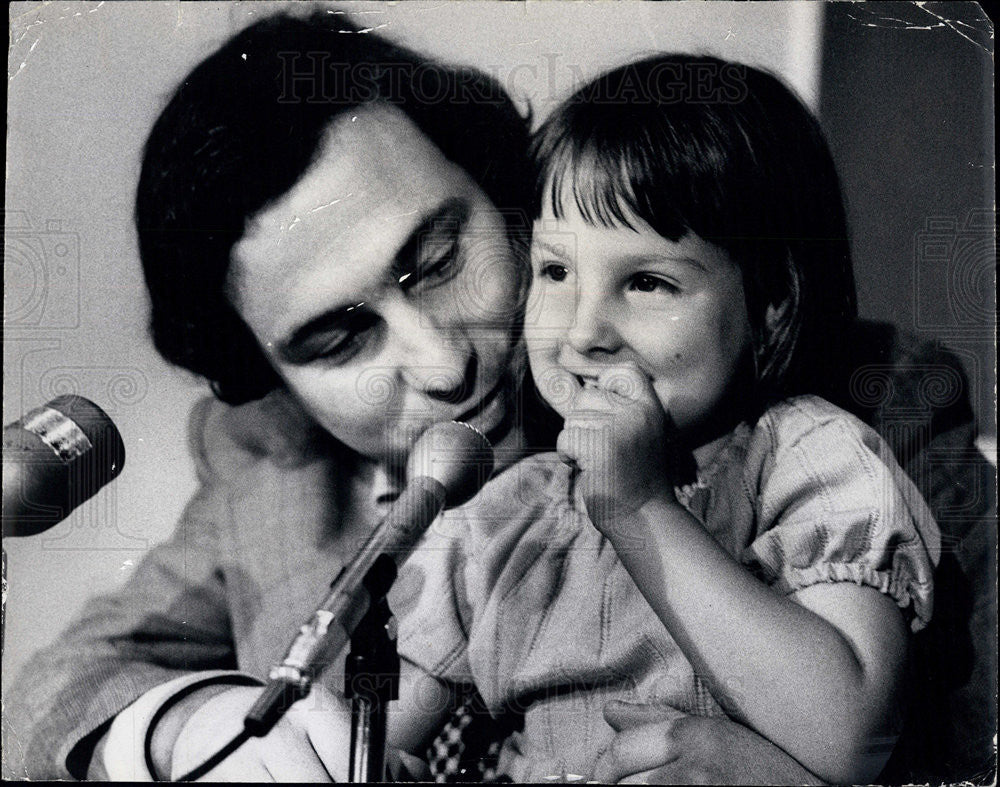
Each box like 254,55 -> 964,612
398,55 -> 940,784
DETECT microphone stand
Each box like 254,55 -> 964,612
346,554 -> 399,783
179,422 -> 493,782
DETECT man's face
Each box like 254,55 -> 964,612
228,104 -> 523,466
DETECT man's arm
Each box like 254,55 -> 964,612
114,659 -> 453,781
2,492 -> 239,779
594,702 -> 825,785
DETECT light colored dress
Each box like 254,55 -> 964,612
397,394 -> 941,781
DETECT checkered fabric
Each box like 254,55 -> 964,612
426,692 -> 513,783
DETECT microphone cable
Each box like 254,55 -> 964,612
173,728 -> 252,782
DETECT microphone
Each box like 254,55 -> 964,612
244,420 -> 494,736
2,395 -> 126,537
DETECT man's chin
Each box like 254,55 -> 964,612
349,385 -> 511,468
362,426 -> 428,470
457,391 -> 508,440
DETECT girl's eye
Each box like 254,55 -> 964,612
539,263 -> 569,283
628,273 -> 678,294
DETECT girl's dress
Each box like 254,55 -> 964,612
398,394 -> 940,781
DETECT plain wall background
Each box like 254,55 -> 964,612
3,0 -> 992,701
820,2 -> 995,439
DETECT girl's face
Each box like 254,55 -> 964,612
526,201 -> 752,442
227,104 -> 523,466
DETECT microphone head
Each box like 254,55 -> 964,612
405,421 -> 494,509
3,395 -> 126,537
45,396 -> 126,468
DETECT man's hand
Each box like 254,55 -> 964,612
593,701 -> 824,785
167,684 -> 352,781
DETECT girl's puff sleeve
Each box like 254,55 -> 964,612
743,397 -> 941,632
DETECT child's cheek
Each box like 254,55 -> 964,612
524,338 -> 576,416
525,278 -> 575,338
526,343 -> 564,409
650,377 -> 675,420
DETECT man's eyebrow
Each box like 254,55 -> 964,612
391,197 -> 470,281
277,197 -> 471,363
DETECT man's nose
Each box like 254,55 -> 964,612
566,290 -> 621,356
391,305 -> 476,402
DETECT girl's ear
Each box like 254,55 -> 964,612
765,298 -> 792,334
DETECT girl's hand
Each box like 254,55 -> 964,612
552,363 -> 677,527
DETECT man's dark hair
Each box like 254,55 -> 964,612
137,12 -> 532,403
531,54 -> 857,412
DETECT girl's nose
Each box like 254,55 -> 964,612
566,292 -> 621,356
391,304 -> 475,402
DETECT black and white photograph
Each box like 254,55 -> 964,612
4,2 -> 995,783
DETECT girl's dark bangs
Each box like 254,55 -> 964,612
541,121 -> 695,242
563,140 -> 643,232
